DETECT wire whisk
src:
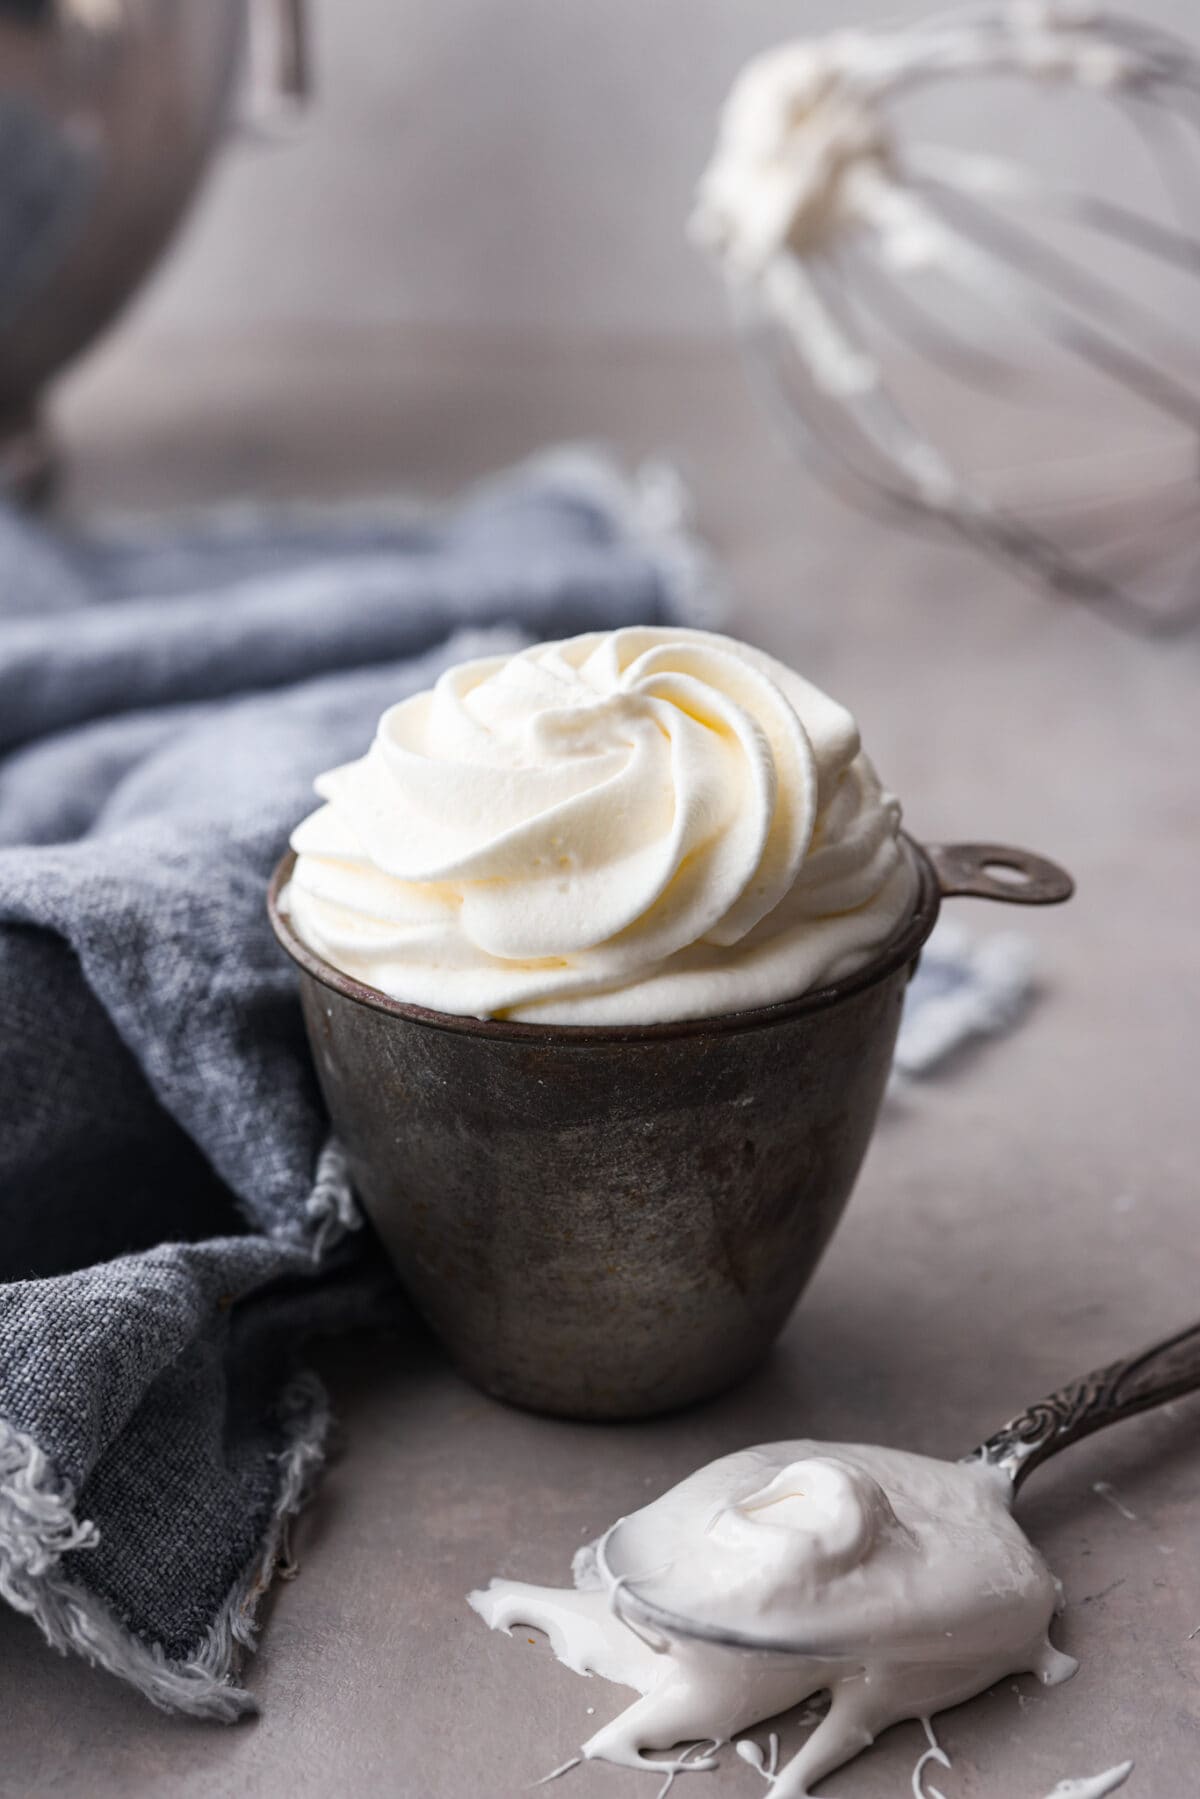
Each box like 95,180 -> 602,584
693,2 -> 1200,635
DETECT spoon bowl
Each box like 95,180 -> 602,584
597,1318 -> 1200,1655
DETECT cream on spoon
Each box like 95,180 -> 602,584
473,1442 -> 1072,1797
471,1320 -> 1200,1794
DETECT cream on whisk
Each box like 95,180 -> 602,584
470,1440 -> 1077,1797
285,627 -> 915,1024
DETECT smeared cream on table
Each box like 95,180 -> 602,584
286,627 -> 915,1023
1041,1766 -> 1134,1799
470,1440 -> 1078,1796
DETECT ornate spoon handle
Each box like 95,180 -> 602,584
969,1319 -> 1200,1491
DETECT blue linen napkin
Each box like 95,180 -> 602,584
0,453 -> 714,1719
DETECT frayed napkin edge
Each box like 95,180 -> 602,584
0,1370 -> 330,1722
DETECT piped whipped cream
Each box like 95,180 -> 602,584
470,1439 -> 1077,1797
286,627 -> 915,1024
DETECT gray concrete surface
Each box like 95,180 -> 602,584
1,329 -> 1197,1796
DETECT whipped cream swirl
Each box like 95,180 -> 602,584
285,627 -> 916,1024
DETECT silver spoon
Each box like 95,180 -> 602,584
595,1319 -> 1200,1657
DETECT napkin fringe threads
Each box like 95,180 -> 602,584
0,1370 -> 330,1720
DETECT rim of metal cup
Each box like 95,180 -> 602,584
265,835 -> 940,1043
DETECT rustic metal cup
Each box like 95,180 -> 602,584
268,838 -> 1072,1420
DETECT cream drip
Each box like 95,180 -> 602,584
286,627 -> 915,1024
1040,1766 -> 1134,1799
693,6 -> 1135,271
469,1439 -> 1077,1797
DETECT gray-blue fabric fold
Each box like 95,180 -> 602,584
0,455 -> 707,1718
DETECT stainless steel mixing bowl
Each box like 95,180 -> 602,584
0,0 -> 305,493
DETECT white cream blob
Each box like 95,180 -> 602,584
285,627 -> 916,1024
469,1440 -> 1077,1797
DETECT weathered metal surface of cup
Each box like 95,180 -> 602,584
268,838 -> 1072,1419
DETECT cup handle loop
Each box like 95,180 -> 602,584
926,843 -> 1074,906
